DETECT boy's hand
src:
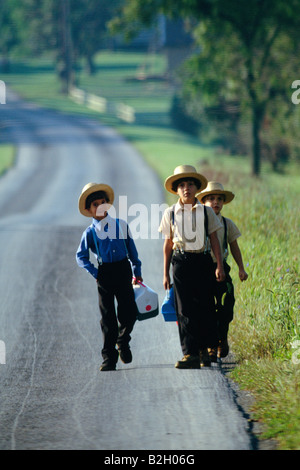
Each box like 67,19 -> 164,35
163,273 -> 171,291
239,269 -> 248,281
215,266 -> 225,282
133,276 -> 143,285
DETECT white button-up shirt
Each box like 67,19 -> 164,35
159,199 -> 222,252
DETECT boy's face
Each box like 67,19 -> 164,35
176,180 -> 198,204
87,198 -> 109,220
203,194 -> 225,215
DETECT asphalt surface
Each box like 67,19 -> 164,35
0,90 -> 254,450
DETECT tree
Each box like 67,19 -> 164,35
111,0 -> 300,175
0,0 -> 22,72
19,0 -> 74,92
17,0 -> 123,91
177,17 -> 300,170
71,0 -> 123,75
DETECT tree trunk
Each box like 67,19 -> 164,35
246,53 -> 265,176
86,55 -> 96,75
61,0 -> 74,94
252,106 -> 262,176
248,71 -> 265,176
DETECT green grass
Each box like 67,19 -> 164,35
2,51 -> 300,449
224,172 -> 300,449
230,360 -> 300,449
0,144 -> 16,175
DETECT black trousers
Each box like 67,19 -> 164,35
213,261 -> 235,341
172,252 -> 218,355
97,258 -> 137,363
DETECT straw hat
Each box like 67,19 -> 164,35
198,181 -> 234,204
164,165 -> 208,194
78,182 -> 114,217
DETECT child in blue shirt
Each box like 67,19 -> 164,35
76,183 -> 143,371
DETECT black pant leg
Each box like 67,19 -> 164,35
115,260 -> 138,349
97,258 -> 137,361
97,281 -> 119,363
172,253 -> 217,355
213,261 -> 235,341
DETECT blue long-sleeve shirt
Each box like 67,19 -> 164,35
76,215 -> 142,279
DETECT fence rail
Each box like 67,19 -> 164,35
69,86 -> 135,123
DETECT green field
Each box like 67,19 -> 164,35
0,144 -> 15,176
1,51 -> 300,449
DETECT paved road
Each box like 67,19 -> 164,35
0,90 -> 253,450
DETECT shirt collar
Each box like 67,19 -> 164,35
174,198 -> 200,214
93,213 -> 111,230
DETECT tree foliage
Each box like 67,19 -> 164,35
0,0 -> 123,89
112,0 -> 300,175
0,0 -> 23,71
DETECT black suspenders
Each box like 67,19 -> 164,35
222,216 -> 228,259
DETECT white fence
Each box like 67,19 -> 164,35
0,80 -> 6,104
0,340 -> 5,364
69,86 -> 135,123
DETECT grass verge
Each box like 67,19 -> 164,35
0,144 -> 16,176
2,51 -> 300,449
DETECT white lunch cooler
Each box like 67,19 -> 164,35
133,282 -> 159,321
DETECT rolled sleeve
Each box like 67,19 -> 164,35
158,207 -> 172,238
227,218 -> 241,244
207,206 -> 223,234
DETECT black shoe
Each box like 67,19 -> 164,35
199,349 -> 211,367
99,360 -> 117,371
119,347 -> 132,364
207,347 -> 218,363
175,354 -> 200,369
217,339 -> 229,358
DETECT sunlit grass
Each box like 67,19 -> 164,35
230,360 -> 300,449
0,144 -> 15,175
223,171 -> 300,449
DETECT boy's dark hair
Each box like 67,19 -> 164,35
171,177 -> 201,193
85,190 -> 109,209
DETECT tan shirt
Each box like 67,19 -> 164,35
209,214 -> 241,262
159,199 -> 222,252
